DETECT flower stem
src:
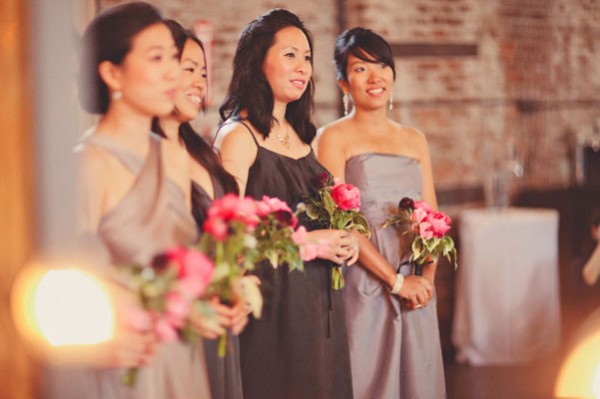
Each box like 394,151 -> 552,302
332,267 -> 345,290
218,333 -> 227,357
414,262 -> 423,276
121,367 -> 139,387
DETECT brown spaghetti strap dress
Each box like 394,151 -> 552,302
237,123 -> 353,399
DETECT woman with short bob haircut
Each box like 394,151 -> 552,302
318,27 -> 445,399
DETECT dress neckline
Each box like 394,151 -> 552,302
346,151 -> 420,165
258,145 -> 313,162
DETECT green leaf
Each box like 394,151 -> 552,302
265,250 -> 279,268
305,203 -> 321,220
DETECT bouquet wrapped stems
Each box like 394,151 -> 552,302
332,264 -> 345,290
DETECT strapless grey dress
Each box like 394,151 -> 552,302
344,152 -> 446,399
45,132 -> 212,399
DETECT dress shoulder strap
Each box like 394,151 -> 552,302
238,121 -> 260,148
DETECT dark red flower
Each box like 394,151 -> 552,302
399,197 -> 414,210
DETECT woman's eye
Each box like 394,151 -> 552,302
184,68 -> 195,73
151,55 -> 162,62
285,53 -> 295,58
304,55 -> 312,62
355,66 -> 365,72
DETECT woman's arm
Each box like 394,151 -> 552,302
213,122 -> 259,195
582,242 -> 600,286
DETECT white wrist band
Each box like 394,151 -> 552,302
390,273 -> 404,295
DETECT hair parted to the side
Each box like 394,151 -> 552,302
219,8 -> 317,145
334,27 -> 396,83
152,20 -> 239,202
78,2 -> 164,114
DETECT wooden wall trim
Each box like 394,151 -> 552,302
0,0 -> 37,397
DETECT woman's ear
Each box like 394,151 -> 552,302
98,60 -> 123,94
337,79 -> 349,94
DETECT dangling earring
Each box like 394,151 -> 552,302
388,92 -> 394,111
343,92 -> 350,116
112,90 -> 123,101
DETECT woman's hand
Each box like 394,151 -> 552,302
189,296 -> 250,339
397,275 -> 433,309
229,300 -> 249,335
306,229 -> 355,264
104,327 -> 157,368
188,297 -> 228,340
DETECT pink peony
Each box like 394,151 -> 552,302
330,183 -> 361,211
203,217 -> 229,241
259,196 -> 292,214
418,221 -> 434,240
165,292 -> 190,328
206,194 -> 258,226
411,207 -> 428,224
426,211 -> 452,238
177,250 -> 214,298
413,200 -> 432,213
155,317 -> 178,342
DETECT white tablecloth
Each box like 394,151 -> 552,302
451,207 -> 561,365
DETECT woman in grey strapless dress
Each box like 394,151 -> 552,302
318,28 -> 446,398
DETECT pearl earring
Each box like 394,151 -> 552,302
112,91 -> 123,100
388,92 -> 394,111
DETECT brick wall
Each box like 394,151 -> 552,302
99,0 -> 600,192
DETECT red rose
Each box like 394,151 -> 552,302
330,183 -> 361,211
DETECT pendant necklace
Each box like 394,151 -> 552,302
275,124 -> 291,149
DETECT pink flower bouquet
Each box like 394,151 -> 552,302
301,173 -> 370,290
382,197 -> 457,275
198,194 -> 315,355
121,246 -> 215,386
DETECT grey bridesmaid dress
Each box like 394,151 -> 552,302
58,132 -> 212,399
344,152 -> 446,399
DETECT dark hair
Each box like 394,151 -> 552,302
334,27 -> 396,82
78,2 -> 164,114
590,208 -> 600,228
152,20 -> 239,198
219,8 -> 317,145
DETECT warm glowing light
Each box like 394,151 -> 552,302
33,269 -> 114,345
594,362 -> 600,399
12,263 -> 115,352
555,330 -> 600,399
